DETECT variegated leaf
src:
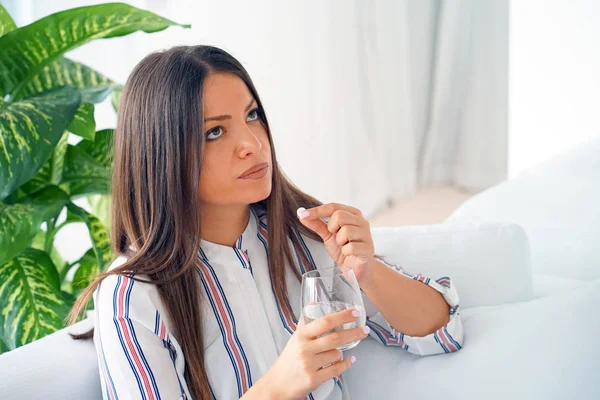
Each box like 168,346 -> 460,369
29,229 -> 45,251
88,194 -> 112,232
78,129 -> 114,230
0,5 -> 17,38
0,335 -> 8,353
0,3 -> 190,98
49,131 -> 69,185
0,185 -> 69,266
111,85 -> 123,112
18,130 -> 70,197
0,86 -> 80,200
60,144 -> 109,197
66,102 -> 95,141
0,203 -> 35,265
71,249 -> 99,313
0,248 -> 68,353
66,203 -> 112,271
30,231 -> 66,280
18,57 -> 117,104
60,129 -> 113,197
60,289 -> 76,307
71,248 -> 98,291
76,128 -> 113,165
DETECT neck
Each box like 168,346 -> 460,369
200,203 -> 250,247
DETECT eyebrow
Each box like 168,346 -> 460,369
204,98 -> 256,122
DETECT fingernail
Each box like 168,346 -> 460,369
352,309 -> 361,318
363,326 -> 370,335
297,207 -> 310,219
350,356 -> 356,364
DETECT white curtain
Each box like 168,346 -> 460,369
415,0 -> 509,191
4,0 -> 508,219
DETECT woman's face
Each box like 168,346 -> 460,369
198,73 -> 272,207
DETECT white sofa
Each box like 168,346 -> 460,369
348,139 -> 600,400
1,139 -> 599,399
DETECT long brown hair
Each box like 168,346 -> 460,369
66,45 -> 322,400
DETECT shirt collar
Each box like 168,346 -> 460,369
199,205 -> 260,261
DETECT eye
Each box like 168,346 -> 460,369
206,126 -> 223,140
247,108 -> 260,122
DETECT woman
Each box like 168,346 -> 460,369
68,45 -> 463,400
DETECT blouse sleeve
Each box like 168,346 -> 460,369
362,257 -> 464,356
93,273 -> 191,400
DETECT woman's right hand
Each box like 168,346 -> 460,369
259,308 -> 369,400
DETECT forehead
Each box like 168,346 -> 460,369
202,73 -> 253,115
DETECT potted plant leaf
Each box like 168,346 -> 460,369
0,3 -> 189,354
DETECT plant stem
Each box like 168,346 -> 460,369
44,218 -> 56,254
59,259 -> 79,284
51,220 -> 69,238
44,213 -> 70,254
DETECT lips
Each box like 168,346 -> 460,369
239,162 -> 269,178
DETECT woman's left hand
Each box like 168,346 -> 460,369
297,203 -> 375,285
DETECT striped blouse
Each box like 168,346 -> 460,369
92,204 -> 463,400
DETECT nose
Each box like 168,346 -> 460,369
236,125 -> 262,158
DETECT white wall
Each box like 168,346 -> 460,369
509,0 -> 600,177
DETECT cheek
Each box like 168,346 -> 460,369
258,129 -> 272,157
198,155 -> 227,200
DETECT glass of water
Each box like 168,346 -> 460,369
300,265 -> 366,351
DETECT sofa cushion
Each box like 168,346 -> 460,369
345,279 -> 600,400
447,138 -> 600,280
371,222 -> 533,308
0,316 -> 100,400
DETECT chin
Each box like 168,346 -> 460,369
240,180 -> 272,204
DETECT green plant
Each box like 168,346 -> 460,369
0,3 -> 189,354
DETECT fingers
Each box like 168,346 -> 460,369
301,308 -> 361,339
311,349 -> 343,370
341,242 -> 373,261
307,203 -> 362,218
335,225 -> 371,247
298,207 -> 366,240
311,326 -> 369,354
314,354 -> 356,383
301,203 -> 362,220
297,209 -> 332,241
326,210 -> 365,235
